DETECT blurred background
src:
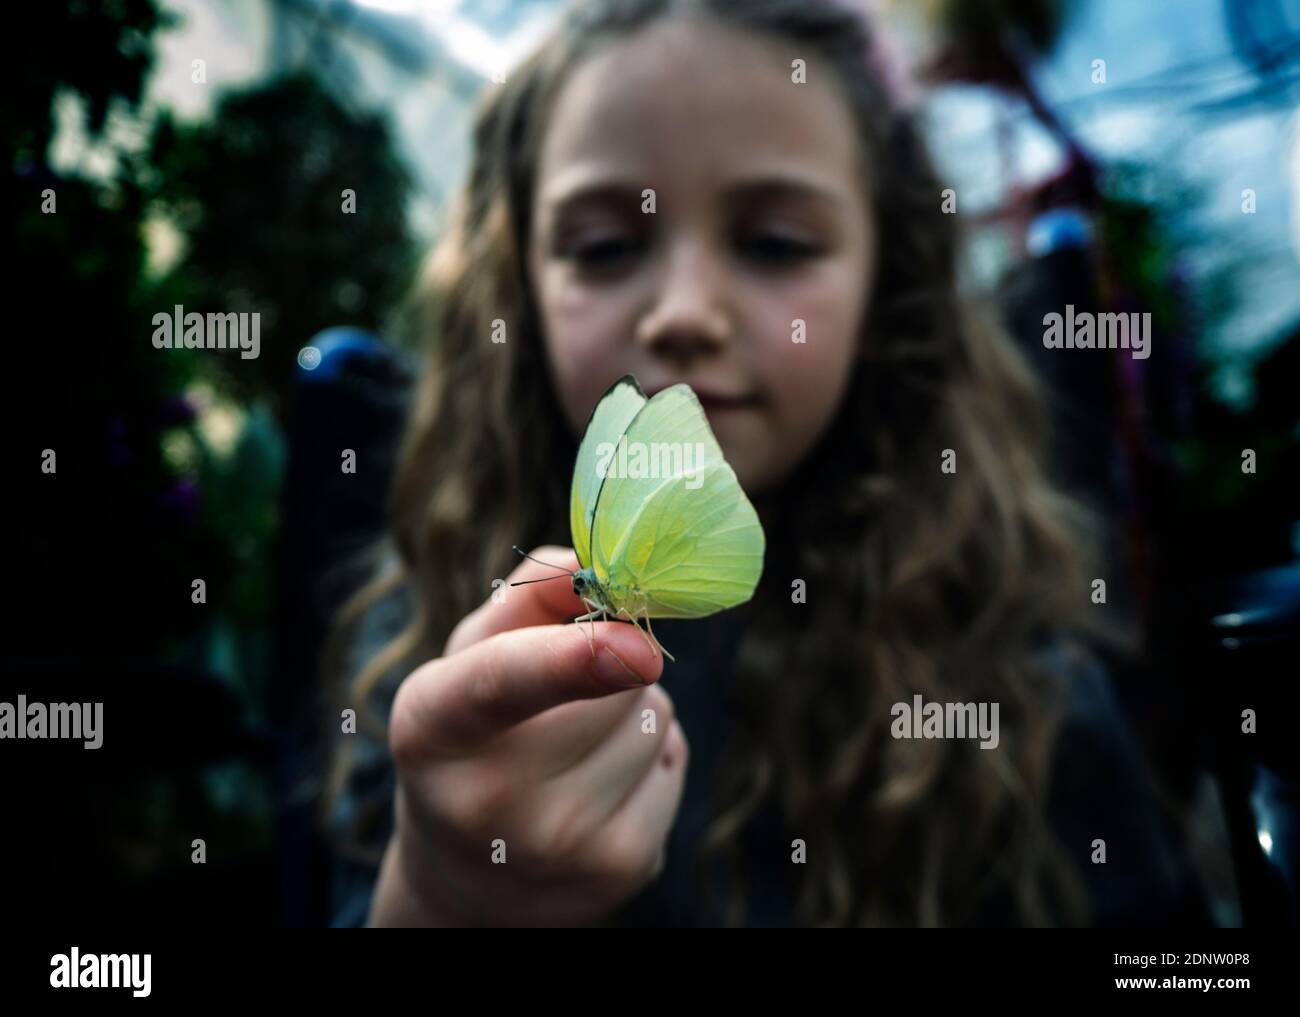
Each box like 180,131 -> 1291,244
5,0 -> 1298,927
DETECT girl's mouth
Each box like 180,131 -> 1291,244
694,391 -> 761,413
646,383 -> 761,412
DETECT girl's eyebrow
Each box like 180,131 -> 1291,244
543,172 -> 847,221
722,175 -> 846,214
543,177 -> 644,223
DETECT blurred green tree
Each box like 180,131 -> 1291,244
6,0 -> 418,925
140,72 -> 417,416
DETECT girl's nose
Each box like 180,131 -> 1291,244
634,240 -> 733,364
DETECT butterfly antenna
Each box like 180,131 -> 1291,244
511,545 -> 576,575
509,575 -> 572,587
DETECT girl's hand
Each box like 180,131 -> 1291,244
368,547 -> 689,927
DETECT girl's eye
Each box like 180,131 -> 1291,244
738,233 -> 821,266
566,236 -> 642,269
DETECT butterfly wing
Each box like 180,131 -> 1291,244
590,384 -> 765,617
569,375 -> 647,570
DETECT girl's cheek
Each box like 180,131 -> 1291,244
541,281 -> 636,430
748,294 -> 858,415
762,350 -> 846,455
551,273 -> 642,356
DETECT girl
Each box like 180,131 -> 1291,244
324,0 -> 1203,927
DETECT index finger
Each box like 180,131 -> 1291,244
444,545 -> 585,656
392,620 -> 665,760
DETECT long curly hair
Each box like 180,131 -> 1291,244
323,0 -> 1106,926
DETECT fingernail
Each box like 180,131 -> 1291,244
593,646 -> 648,687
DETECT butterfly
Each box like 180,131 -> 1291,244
514,374 -> 765,662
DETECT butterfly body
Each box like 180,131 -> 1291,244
573,569 -> 652,624
571,567 -> 623,613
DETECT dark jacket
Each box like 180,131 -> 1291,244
327,590 -> 1212,927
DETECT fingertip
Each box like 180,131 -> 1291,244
597,623 -> 666,684
549,620 -> 665,688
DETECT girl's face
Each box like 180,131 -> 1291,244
527,15 -> 877,493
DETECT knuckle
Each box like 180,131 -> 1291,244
387,691 -> 412,767
389,658 -> 461,766
431,764 -> 511,841
645,686 -> 675,731
387,670 -> 428,769
670,719 -> 689,765
592,820 -> 660,888
520,794 -> 593,861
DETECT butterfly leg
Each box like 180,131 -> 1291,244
573,600 -> 603,657
572,618 -> 597,656
641,611 -> 676,663
616,606 -> 675,663
613,606 -> 655,658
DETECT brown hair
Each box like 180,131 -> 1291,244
324,0 -> 1104,926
